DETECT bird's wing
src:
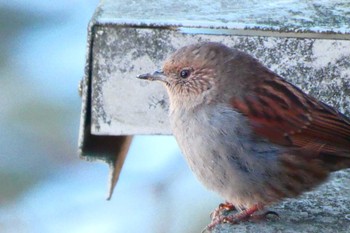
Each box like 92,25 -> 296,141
231,75 -> 350,158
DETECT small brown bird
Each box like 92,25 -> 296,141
137,42 -> 350,229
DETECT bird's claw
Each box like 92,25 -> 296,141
210,202 -> 236,219
205,204 -> 278,231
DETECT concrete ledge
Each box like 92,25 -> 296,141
82,0 -> 350,138
96,0 -> 350,35
212,170 -> 350,232
79,0 -> 350,144
89,28 -> 350,135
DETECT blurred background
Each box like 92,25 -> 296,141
0,1 -> 221,233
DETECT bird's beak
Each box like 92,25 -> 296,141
137,70 -> 166,82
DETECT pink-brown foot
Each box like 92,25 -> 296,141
210,202 -> 236,220
206,204 -> 277,231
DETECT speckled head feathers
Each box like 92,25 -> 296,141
161,42 -> 239,97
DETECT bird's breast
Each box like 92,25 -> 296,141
170,103 -> 280,201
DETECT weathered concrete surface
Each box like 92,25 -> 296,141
208,170 -> 350,233
86,0 -> 350,136
96,0 -> 350,35
90,27 -> 350,135
210,170 -> 350,233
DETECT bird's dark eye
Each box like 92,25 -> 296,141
179,69 -> 191,79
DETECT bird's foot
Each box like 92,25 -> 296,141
210,202 -> 236,220
204,204 -> 278,232
207,204 -> 260,230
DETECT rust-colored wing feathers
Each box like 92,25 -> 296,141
231,75 -> 350,158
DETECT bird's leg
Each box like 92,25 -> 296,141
207,203 -> 264,230
210,201 -> 236,219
